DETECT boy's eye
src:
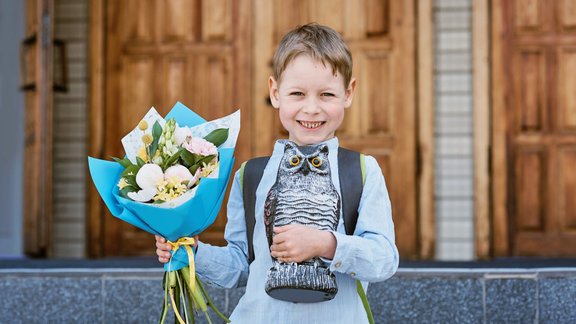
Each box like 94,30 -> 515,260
321,93 -> 335,97
290,92 -> 304,96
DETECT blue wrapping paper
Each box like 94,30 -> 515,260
88,102 -> 236,271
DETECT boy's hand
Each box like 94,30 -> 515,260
155,235 -> 199,263
155,235 -> 172,263
269,224 -> 336,263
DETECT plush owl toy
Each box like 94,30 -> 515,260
264,141 -> 341,303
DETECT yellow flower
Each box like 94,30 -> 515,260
142,134 -> 153,145
200,160 -> 219,178
138,120 -> 149,131
117,178 -> 129,190
137,145 -> 149,162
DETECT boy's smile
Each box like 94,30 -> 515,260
269,55 -> 356,146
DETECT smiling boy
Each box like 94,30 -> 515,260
156,23 -> 399,323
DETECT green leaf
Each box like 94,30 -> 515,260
203,128 -> 228,147
149,121 -> 163,158
121,164 -> 141,178
189,165 -> 200,175
112,157 -> 133,169
162,148 -> 183,170
196,155 -> 215,167
119,185 -> 138,198
124,175 -> 139,188
180,149 -> 197,167
136,156 -> 146,167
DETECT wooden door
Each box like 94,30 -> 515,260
252,0 -> 418,258
89,0 -> 252,256
21,0 -> 54,257
492,0 -> 576,256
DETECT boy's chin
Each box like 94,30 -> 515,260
289,135 -> 335,146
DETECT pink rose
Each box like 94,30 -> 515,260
183,137 -> 218,156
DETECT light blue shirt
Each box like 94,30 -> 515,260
195,137 -> 399,323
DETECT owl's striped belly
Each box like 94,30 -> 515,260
274,189 -> 339,231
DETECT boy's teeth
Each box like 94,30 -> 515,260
300,121 -> 322,129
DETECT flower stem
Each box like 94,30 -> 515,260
196,274 -> 230,323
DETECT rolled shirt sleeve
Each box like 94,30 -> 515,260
328,155 -> 399,282
194,170 -> 250,289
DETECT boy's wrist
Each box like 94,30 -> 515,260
317,230 -> 337,259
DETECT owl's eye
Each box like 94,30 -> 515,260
289,156 -> 300,166
310,157 -> 322,167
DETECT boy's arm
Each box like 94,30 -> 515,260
327,155 -> 399,282
194,170 -> 251,289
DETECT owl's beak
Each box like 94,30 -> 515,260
301,162 -> 310,175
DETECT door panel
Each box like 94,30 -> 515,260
95,0 -> 250,256
22,0 -> 54,257
493,0 -> 576,256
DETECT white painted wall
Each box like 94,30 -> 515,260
52,0 -> 88,257
434,0 -> 475,260
0,0 -> 25,257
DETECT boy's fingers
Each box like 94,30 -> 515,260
156,249 -> 171,259
155,241 -> 172,252
273,224 -> 293,233
272,232 -> 286,244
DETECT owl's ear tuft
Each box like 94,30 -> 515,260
317,144 -> 329,155
284,141 -> 298,151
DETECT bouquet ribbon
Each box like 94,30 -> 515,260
168,237 -> 197,293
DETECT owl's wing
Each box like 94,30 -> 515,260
264,186 -> 277,247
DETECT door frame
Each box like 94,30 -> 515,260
87,0 -> 436,259
417,0 -> 436,259
473,0 -> 492,259
87,0 -> 105,257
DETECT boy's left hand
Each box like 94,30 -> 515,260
269,224 -> 336,263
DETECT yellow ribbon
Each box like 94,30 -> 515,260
168,237 -> 196,293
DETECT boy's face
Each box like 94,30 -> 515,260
269,55 -> 356,146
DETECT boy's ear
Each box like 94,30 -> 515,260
344,78 -> 357,108
268,76 -> 280,109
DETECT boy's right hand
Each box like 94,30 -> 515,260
155,235 -> 173,263
155,235 -> 200,263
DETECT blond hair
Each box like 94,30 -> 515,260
272,23 -> 353,88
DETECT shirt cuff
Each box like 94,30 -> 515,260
328,231 -> 356,278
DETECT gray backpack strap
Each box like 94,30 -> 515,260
241,157 -> 269,264
338,148 -> 364,235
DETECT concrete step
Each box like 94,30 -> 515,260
0,266 -> 575,323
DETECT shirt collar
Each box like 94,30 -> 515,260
272,137 -> 340,156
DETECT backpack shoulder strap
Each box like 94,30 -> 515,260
337,147 -> 365,235
240,156 -> 269,264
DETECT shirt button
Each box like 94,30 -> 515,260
334,261 -> 342,268
350,272 -> 356,277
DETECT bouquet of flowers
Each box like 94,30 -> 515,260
88,102 -> 239,323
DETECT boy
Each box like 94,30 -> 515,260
156,23 -> 399,323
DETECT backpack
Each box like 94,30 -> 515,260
239,147 -> 374,324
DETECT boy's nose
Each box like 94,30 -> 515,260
301,98 -> 321,114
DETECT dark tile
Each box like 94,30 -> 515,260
539,277 -> 576,324
369,277 -> 484,323
0,276 -> 102,323
102,276 -> 230,324
103,278 -> 164,323
485,278 -> 537,323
